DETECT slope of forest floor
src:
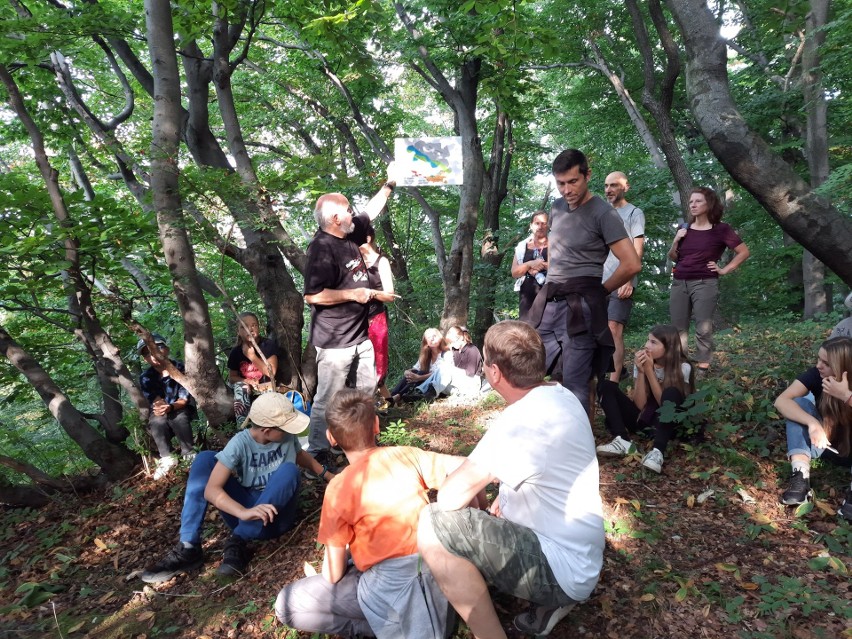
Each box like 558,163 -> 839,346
1,323 -> 850,639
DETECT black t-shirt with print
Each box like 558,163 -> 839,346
304,214 -> 371,349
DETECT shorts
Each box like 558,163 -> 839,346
427,504 -> 573,607
607,293 -> 633,325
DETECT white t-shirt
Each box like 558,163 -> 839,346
468,384 -> 604,600
633,362 -> 692,383
602,203 -> 645,286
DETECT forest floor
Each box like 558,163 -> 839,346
1,326 -> 850,639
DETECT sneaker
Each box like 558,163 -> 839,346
596,436 -> 634,457
217,535 -> 252,577
152,455 -> 178,480
838,488 -> 852,521
140,542 -> 203,583
641,448 -> 664,473
514,601 -> 577,636
780,470 -> 812,505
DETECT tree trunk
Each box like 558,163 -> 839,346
0,326 -> 138,480
473,108 -> 512,343
441,59 -> 484,329
665,0 -> 852,286
801,0 -> 830,317
145,0 -> 233,425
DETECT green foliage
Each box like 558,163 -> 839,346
378,419 -> 424,448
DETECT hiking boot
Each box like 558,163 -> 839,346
641,448 -> 664,473
152,455 -> 178,480
836,488 -> 852,521
514,601 -> 577,636
780,471 -> 812,505
140,542 -> 203,584
596,436 -> 634,457
217,535 -> 252,577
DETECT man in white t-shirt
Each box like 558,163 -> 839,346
602,172 -> 645,381
418,321 -> 604,638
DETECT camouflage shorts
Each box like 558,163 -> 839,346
427,504 -> 573,607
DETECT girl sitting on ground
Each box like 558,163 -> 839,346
227,312 -> 280,427
420,325 -> 483,399
596,324 -> 696,473
775,336 -> 852,521
388,328 -> 448,404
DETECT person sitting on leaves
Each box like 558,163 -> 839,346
139,393 -> 331,584
138,334 -> 197,480
228,312 -> 280,427
275,389 -> 475,638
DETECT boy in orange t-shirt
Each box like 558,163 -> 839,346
275,389 -> 479,638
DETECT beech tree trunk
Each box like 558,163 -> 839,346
801,0 -> 830,317
145,0 -> 233,425
665,0 -> 852,286
0,327 -> 138,480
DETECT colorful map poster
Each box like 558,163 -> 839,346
394,136 -> 464,186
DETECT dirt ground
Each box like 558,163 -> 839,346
1,394 -> 850,639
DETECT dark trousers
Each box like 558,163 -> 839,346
148,409 -> 195,458
599,380 -> 685,453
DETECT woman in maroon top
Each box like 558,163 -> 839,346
668,187 -> 750,372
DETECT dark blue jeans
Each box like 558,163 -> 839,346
178,450 -> 300,544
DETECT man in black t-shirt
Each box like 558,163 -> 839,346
304,169 -> 396,467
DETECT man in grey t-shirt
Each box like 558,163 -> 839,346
538,150 -> 640,414
602,172 -> 645,382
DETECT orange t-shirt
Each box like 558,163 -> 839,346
317,446 -> 455,571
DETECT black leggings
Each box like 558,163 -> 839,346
599,380 -> 685,454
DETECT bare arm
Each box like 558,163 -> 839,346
373,256 -> 396,302
616,236 -> 645,298
363,164 -> 398,220
320,545 -> 349,584
775,380 -> 820,428
436,459 -> 495,512
602,237 -> 641,293
668,227 -> 687,261
305,287 -> 372,306
296,449 -> 334,482
709,242 -> 750,275
204,462 -> 279,524
775,380 -> 830,448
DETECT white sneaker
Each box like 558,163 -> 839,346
153,455 -> 178,480
642,448 -> 664,473
596,436 -> 634,457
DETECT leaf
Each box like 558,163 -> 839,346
687,494 -> 695,508
137,611 -> 155,621
715,563 -> 739,572
630,499 -> 641,511
751,513 -> 772,524
93,538 -> 108,550
67,620 -> 86,633
827,557 -> 847,575
814,500 -> 836,516
639,593 -> 655,601
794,501 -> 814,517
697,489 -> 715,504
807,556 -> 830,571
675,587 -> 688,602
740,582 -> 759,590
